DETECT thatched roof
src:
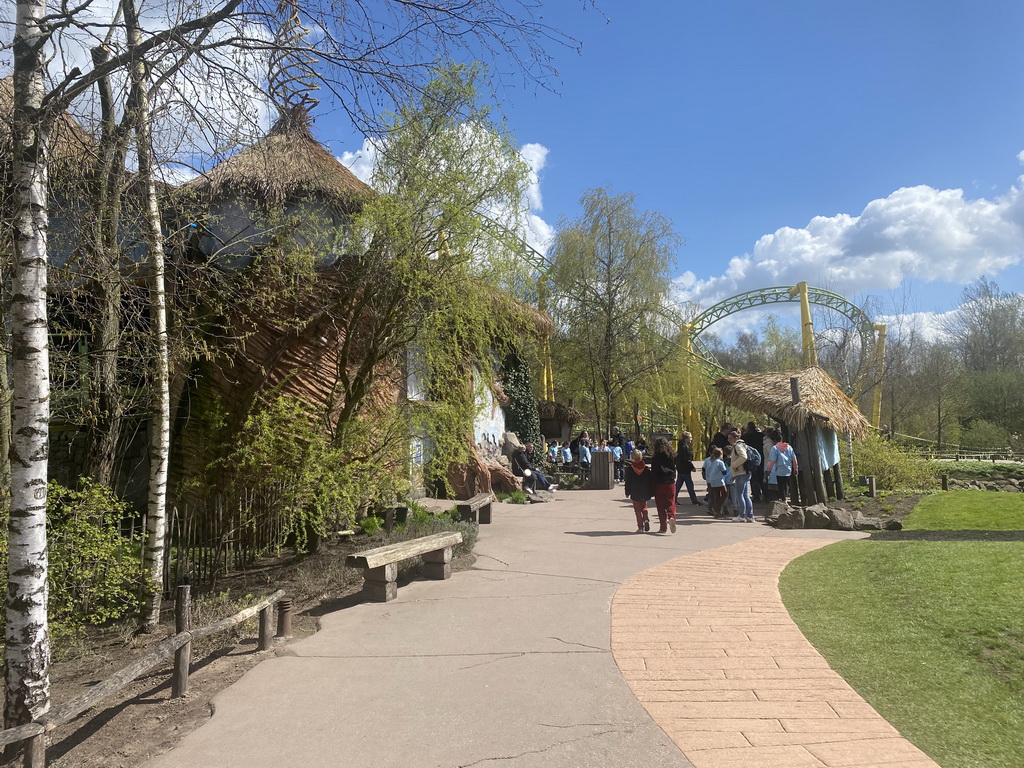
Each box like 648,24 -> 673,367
0,77 -> 96,170
184,108 -> 373,208
537,399 -> 583,424
713,366 -> 870,436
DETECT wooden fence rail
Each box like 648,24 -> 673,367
0,589 -> 289,767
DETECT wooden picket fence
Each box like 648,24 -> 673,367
164,486 -> 293,592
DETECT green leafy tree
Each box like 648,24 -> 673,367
548,188 -> 681,435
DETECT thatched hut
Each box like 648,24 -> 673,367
714,366 -> 869,505
172,109 -> 385,494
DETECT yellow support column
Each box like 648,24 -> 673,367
871,323 -> 886,428
787,281 -> 819,367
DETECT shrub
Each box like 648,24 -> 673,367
0,480 -> 144,643
496,489 -> 530,504
853,434 -> 939,491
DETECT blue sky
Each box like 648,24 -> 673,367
341,0 -> 1024,339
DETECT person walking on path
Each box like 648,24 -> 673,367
765,427 -> 799,503
727,430 -> 754,522
674,431 -> 701,506
623,450 -> 653,532
702,446 -> 729,517
651,437 -> 677,533
742,421 -> 765,502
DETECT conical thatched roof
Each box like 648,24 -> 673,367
714,366 -> 870,436
0,77 -> 96,170
184,108 -> 373,207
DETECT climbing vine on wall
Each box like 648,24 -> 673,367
502,351 -> 541,448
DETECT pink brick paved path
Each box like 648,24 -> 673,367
611,536 -> 940,768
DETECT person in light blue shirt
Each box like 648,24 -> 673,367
578,439 -> 592,478
559,441 -> 572,465
702,447 -> 729,517
610,443 -> 624,482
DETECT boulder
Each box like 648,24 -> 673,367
854,514 -> 881,531
767,500 -> 791,518
776,507 -> 805,530
883,518 -> 903,531
804,504 -> 832,529
827,508 -> 856,531
501,431 -> 524,457
488,458 -> 520,495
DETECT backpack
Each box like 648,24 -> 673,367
743,444 -> 762,473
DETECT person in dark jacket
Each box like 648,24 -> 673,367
511,442 -> 554,493
708,422 -> 733,455
674,431 -> 701,506
742,421 -> 766,502
624,450 -> 653,532
651,437 -> 677,533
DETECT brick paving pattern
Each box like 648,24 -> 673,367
611,537 -> 940,768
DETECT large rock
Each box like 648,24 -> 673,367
828,508 -> 856,531
854,514 -> 882,531
804,504 -> 831,529
488,456 -> 521,495
883,518 -> 903,530
776,507 -> 805,530
501,431 -> 524,457
767,500 -> 791,519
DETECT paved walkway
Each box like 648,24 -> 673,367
143,486 -> 937,768
612,537 -> 939,768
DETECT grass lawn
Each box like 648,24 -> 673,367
781,537 -> 1024,768
903,490 -> 1024,530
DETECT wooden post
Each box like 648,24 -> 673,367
867,476 -> 877,498
941,473 -> 949,491
832,464 -> 845,500
258,605 -> 274,651
23,732 -> 45,768
276,597 -> 293,638
172,584 -> 192,698
822,464 -> 836,500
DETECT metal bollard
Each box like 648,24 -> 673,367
276,597 -> 293,638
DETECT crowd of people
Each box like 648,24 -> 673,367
526,420 -> 800,534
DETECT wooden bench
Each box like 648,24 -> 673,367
346,531 -> 464,602
457,493 -> 493,524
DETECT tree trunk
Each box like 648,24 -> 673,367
5,0 -> 52,729
83,49 -> 128,487
126,0 -> 171,633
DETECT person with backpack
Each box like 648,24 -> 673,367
765,427 -> 799,503
742,421 -> 766,501
726,429 -> 755,522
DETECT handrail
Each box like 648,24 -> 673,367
0,589 -> 288,765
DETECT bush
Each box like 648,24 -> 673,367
496,489 -> 530,504
0,481 -> 144,642
853,434 -> 939,492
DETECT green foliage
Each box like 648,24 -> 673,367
959,418 -> 1009,448
496,489 -> 530,504
226,395 -> 407,552
47,481 -> 140,631
0,481 -> 142,637
852,433 -> 939,491
945,460 -> 1023,479
359,514 -> 383,536
502,352 -> 541,447
782,540 -> 1024,768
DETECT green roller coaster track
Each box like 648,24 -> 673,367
678,285 -> 877,383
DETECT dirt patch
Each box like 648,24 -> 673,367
827,492 -> 924,527
4,527 -> 475,768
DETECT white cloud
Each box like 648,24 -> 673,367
338,139 -> 379,184
676,176 -> 1024,309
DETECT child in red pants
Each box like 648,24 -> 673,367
623,450 -> 653,532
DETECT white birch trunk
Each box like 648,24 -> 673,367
125,0 -> 171,633
4,0 -> 51,728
